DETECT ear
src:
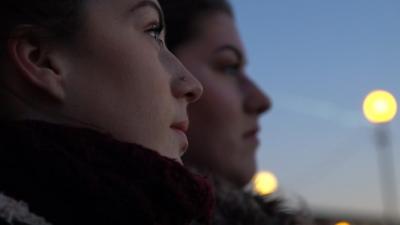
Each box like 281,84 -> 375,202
7,26 -> 67,102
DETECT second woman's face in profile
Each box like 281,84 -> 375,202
175,12 -> 271,186
60,0 -> 203,163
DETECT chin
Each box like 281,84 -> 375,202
226,170 -> 255,188
239,166 -> 257,187
175,157 -> 183,165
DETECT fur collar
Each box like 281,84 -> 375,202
0,193 -> 51,225
189,172 -> 312,225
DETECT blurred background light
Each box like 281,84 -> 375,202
252,171 -> 279,196
363,90 -> 397,124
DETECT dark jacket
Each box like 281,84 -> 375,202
0,120 -> 213,225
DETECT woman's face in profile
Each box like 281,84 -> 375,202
61,0 -> 203,163
175,12 -> 271,186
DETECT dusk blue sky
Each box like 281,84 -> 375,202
230,0 -> 400,218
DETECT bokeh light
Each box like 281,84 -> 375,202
363,90 -> 397,124
335,221 -> 351,225
252,171 -> 278,196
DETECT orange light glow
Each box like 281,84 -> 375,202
335,221 -> 351,225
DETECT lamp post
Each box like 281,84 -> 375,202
363,90 -> 398,225
252,171 -> 279,196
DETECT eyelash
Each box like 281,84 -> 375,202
147,23 -> 164,47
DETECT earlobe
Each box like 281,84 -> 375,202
7,28 -> 67,102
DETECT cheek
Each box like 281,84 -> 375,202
190,71 -> 243,132
188,70 -> 245,161
66,28 -> 175,148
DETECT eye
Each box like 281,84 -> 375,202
146,23 -> 165,47
222,64 -> 241,76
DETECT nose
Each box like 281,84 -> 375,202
170,56 -> 203,103
242,76 -> 272,115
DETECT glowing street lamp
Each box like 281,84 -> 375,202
252,171 -> 278,196
363,90 -> 398,225
363,90 -> 397,124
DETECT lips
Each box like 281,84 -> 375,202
243,127 -> 259,139
170,121 -> 189,133
170,121 -> 189,156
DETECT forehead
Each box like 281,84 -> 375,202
197,12 -> 246,55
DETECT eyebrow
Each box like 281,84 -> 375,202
214,45 -> 246,64
130,0 -> 165,26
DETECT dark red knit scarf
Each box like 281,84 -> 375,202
0,120 -> 214,225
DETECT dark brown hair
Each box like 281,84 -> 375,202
158,0 -> 233,52
1,1 -> 85,57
